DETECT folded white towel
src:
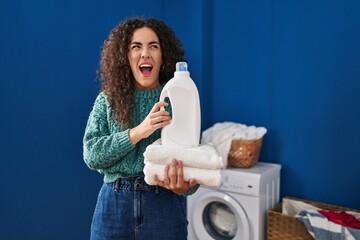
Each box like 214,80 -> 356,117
144,139 -> 224,169
143,162 -> 222,187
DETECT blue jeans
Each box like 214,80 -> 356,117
90,176 -> 188,240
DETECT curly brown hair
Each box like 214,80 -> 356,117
99,18 -> 186,128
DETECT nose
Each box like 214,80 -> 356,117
141,49 -> 150,59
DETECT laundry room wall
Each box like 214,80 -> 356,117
1,0 -> 359,239
209,0 -> 360,211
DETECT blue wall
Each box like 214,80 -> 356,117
1,0 -> 359,239
210,0 -> 360,211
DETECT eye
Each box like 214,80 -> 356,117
150,44 -> 159,49
131,44 -> 141,50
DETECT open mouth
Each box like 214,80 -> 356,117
139,64 -> 153,77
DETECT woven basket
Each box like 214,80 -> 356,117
227,138 -> 263,168
268,197 -> 360,240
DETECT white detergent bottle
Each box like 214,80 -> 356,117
159,62 -> 201,148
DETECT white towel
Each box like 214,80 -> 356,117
282,198 -> 320,216
143,162 -> 222,187
201,122 -> 267,167
144,139 -> 224,169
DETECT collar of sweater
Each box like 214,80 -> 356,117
134,85 -> 163,99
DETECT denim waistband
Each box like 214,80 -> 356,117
107,176 -> 159,193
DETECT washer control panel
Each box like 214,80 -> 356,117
221,171 -> 260,196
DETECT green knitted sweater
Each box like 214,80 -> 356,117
83,86 -> 198,195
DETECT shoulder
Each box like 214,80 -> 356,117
90,91 -> 111,117
93,91 -> 110,107
95,91 -> 107,102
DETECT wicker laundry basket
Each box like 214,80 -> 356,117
268,197 -> 360,240
227,138 -> 263,168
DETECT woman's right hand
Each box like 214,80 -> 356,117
129,101 -> 171,144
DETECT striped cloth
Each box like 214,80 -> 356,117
296,209 -> 360,240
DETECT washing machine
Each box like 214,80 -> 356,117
187,162 -> 281,240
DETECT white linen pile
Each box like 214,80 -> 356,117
201,122 -> 267,168
143,139 -> 223,187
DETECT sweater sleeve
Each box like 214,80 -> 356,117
83,93 -> 135,170
181,184 -> 200,196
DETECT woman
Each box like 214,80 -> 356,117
83,18 -> 198,240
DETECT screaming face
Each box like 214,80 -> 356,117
128,27 -> 163,90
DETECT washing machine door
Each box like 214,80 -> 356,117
190,191 -> 250,240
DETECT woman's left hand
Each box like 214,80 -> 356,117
153,159 -> 197,194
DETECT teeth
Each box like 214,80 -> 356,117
140,64 -> 152,67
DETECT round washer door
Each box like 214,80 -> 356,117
190,191 -> 250,240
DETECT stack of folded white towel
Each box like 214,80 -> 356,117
143,139 -> 224,187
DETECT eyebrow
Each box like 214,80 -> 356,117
130,41 -> 160,45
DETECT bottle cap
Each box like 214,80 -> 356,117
176,62 -> 188,72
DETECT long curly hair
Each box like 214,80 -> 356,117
99,18 -> 186,128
